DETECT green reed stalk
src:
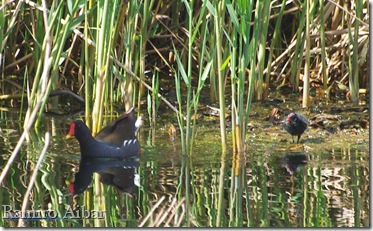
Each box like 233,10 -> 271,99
179,0 -> 193,224
0,0 -> 22,68
92,0 -> 117,133
319,0 -> 327,92
212,0 -> 227,152
348,0 -> 362,104
265,0 -> 286,95
226,0 -> 255,225
289,3 -> 306,92
147,71 -> 160,127
256,0 -> 270,100
122,0 -> 140,111
302,0 -> 311,108
84,3 -> 92,122
206,0 -> 227,226
0,1 -> 4,72
191,7 -> 213,151
241,1 -> 253,128
241,0 -> 254,128
184,0 -> 193,159
246,0 -> 260,119
140,0 -> 155,116
19,69 -> 28,120
225,0 -> 238,153
209,47 -> 218,102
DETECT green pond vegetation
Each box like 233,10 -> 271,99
0,0 -> 369,228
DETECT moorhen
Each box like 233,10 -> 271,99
283,112 -> 309,143
66,107 -> 142,158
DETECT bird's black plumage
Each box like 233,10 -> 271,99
283,112 -> 309,143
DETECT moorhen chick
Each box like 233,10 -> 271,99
283,112 -> 309,143
66,107 -> 142,158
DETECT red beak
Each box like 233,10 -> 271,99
66,122 -> 76,138
67,181 -> 75,194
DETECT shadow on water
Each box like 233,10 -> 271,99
0,99 -> 369,227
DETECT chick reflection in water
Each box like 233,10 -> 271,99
282,154 -> 307,175
67,157 -> 140,195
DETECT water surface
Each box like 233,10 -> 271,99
0,100 -> 369,227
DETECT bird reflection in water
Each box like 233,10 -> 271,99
67,157 -> 140,195
282,154 -> 307,175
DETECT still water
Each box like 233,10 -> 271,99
0,101 -> 369,227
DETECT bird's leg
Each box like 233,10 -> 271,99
297,135 -> 301,143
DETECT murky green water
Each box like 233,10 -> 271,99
0,101 -> 369,227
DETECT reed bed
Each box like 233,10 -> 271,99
0,0 -> 369,129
